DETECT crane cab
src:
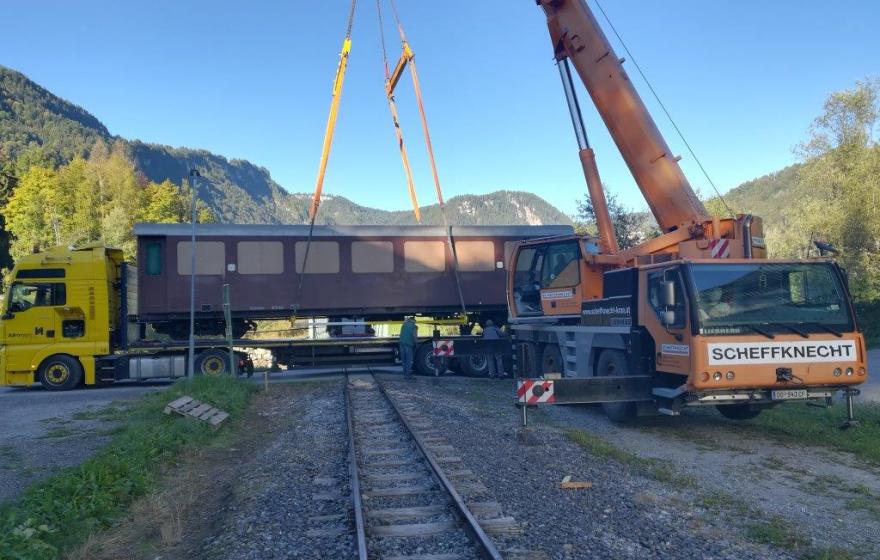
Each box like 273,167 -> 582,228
507,235 -> 604,320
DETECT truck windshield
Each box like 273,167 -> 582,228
687,262 -> 852,334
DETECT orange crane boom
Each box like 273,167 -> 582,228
539,0 -> 710,235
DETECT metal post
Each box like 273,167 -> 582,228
187,169 -> 201,379
521,403 -> 528,428
843,389 -> 859,429
223,283 -> 235,376
432,326 -> 441,377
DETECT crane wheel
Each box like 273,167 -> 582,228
596,349 -> 637,422
39,355 -> 84,391
541,344 -> 564,376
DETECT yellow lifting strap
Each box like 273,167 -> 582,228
309,0 -> 357,222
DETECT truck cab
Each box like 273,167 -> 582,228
0,245 -> 123,390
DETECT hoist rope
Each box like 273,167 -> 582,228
592,0 -> 734,218
294,0 -> 357,315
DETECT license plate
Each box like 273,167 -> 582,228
771,389 -> 808,401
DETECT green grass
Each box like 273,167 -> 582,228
740,402 -> 880,466
71,406 -> 128,422
565,429 -> 697,489
746,515 -> 810,551
0,376 -> 256,560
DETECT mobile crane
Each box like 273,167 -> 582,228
509,0 -> 866,421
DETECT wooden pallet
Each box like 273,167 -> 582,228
163,396 -> 229,427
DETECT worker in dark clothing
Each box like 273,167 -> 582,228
399,316 -> 418,379
482,319 -> 506,378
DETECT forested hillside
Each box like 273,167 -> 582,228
0,65 -> 570,228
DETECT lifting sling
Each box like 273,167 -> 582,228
294,0 -> 357,315
377,0 -> 468,315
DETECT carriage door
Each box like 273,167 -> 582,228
138,238 -> 166,315
538,241 -> 582,316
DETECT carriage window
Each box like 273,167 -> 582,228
404,241 -> 445,272
295,241 -> 339,274
145,242 -> 162,276
457,241 -> 495,272
352,241 -> 394,273
237,241 -> 283,275
177,241 -> 225,275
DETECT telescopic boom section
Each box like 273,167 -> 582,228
539,0 -> 709,234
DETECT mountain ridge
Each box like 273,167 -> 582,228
0,65 -> 571,227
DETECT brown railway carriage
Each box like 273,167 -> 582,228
134,223 -> 573,336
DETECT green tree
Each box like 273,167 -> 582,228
768,78 -> 880,300
574,192 -> 658,250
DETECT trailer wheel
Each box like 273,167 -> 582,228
541,344 -> 564,376
39,355 -> 84,391
415,343 -> 447,376
596,350 -> 637,422
459,354 -> 489,377
195,350 -> 230,377
716,404 -> 762,421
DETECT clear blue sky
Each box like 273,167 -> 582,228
1,1 -> 877,217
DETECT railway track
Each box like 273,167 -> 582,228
338,373 -> 513,559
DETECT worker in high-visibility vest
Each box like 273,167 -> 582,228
399,316 -> 417,379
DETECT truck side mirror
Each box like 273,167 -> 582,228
662,280 -> 676,307
662,309 -> 676,326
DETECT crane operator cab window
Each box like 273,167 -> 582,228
648,269 -> 686,329
512,241 -> 581,316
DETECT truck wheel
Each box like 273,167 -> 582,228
415,343 -> 447,376
195,350 -> 230,377
39,355 -> 84,391
541,344 -> 564,376
459,354 -> 489,377
596,350 -> 636,422
716,404 -> 762,421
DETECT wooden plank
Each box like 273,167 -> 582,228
306,527 -> 348,537
364,458 -> 415,468
366,472 -> 424,483
444,469 -> 474,479
467,501 -> 502,517
198,408 -> 220,421
480,516 -> 522,535
365,484 -> 434,498
175,400 -> 203,415
208,412 -> 229,426
371,520 -> 457,538
434,456 -> 462,464
369,505 -> 447,521
309,514 -> 346,522
187,403 -> 213,418
163,396 -> 193,414
363,447 -> 409,457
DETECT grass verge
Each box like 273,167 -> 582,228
739,401 -> 880,466
565,429 -> 697,488
0,376 -> 256,560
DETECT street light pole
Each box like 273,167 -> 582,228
188,169 -> 201,379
